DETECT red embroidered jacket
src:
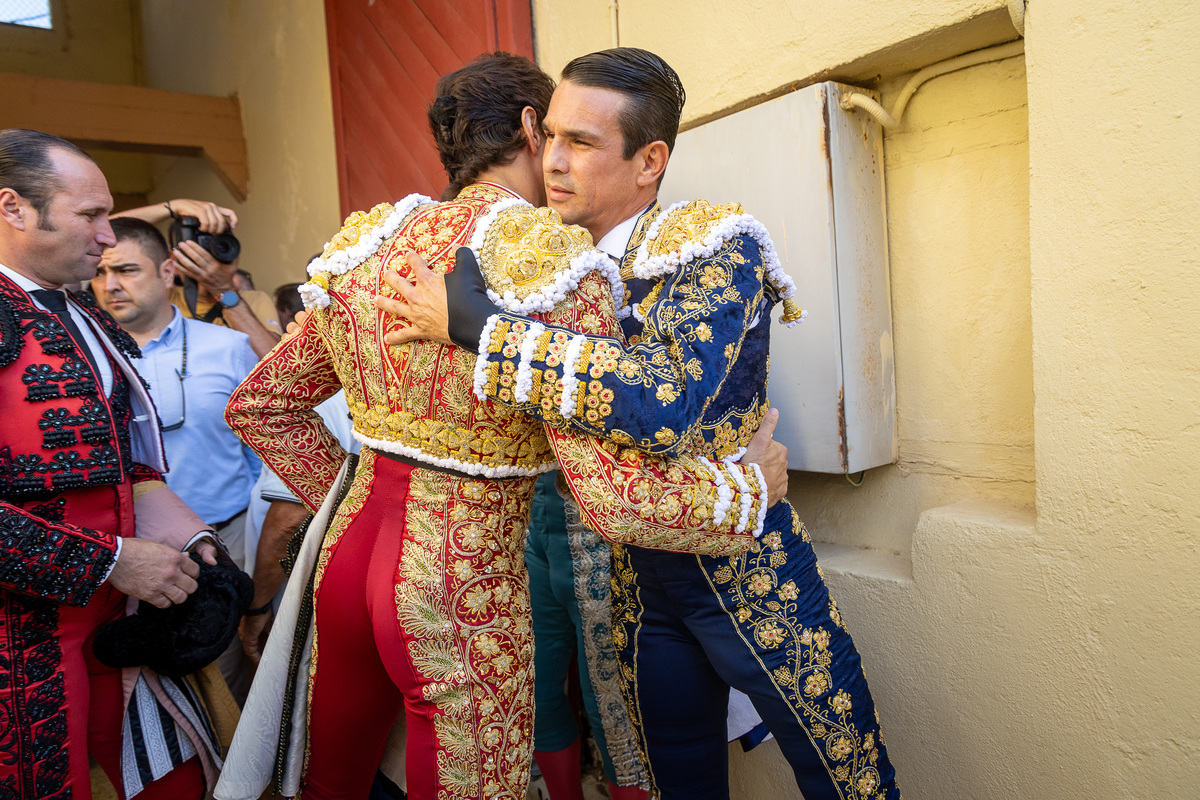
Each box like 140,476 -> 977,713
0,271 -> 164,606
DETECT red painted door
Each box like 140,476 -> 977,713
324,0 -> 534,217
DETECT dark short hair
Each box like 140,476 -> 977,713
560,48 -> 686,161
111,217 -> 169,269
274,282 -> 304,318
0,129 -> 94,224
429,52 -> 555,200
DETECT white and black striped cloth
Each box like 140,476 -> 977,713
120,672 -> 223,797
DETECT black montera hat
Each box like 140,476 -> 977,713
93,549 -> 253,677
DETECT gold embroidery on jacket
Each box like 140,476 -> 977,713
644,200 -> 744,261
398,469 -> 537,799
309,186 -> 555,475
479,206 -> 594,303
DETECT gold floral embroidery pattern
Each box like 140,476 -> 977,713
643,200 -> 745,262
398,469 -> 538,800
229,184 -> 556,505
618,202 -> 660,282
479,206 -> 596,304
706,509 -> 892,800
607,543 -> 657,790
474,267 -> 763,551
324,202 -> 396,259
480,214 -> 770,461
526,273 -> 759,553
318,188 -> 553,476
562,501 -> 648,788
635,237 -> 766,460
225,320 -> 346,510
551,433 -> 754,556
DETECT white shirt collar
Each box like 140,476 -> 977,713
595,211 -> 645,261
0,262 -> 116,395
0,262 -> 48,294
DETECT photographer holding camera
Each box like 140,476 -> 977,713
112,199 -> 281,358
93,215 -> 265,702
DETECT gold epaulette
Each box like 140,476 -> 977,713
478,205 -> 597,311
322,202 -> 395,260
643,199 -> 744,261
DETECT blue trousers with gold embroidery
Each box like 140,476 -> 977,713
611,502 -> 901,800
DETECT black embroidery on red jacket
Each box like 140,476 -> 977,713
0,277 -> 138,500
0,507 -> 116,605
0,599 -> 70,799
0,288 -> 19,370
0,278 -> 127,799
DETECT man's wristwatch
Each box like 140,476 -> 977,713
219,290 -> 241,308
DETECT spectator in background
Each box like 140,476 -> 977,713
273,281 -> 305,331
112,199 -> 282,358
93,217 -> 261,702
233,268 -> 255,291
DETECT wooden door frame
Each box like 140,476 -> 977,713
323,0 -> 534,218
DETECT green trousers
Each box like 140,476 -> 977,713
524,472 -> 620,782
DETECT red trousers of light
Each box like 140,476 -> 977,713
302,456 -> 536,800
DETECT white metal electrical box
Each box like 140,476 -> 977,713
661,81 -> 895,474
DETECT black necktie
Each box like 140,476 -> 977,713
30,288 -> 102,378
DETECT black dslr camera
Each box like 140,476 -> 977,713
168,215 -> 241,264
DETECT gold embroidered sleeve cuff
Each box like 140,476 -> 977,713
549,431 -> 756,557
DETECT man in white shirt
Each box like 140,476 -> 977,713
0,128 -> 213,799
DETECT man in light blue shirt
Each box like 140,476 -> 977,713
93,217 -> 261,699
94,218 -> 260,528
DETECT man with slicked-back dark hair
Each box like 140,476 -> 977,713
384,47 -> 904,800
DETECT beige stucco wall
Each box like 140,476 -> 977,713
1023,1 -> 1200,795
138,0 -> 341,293
533,0 -> 1200,797
0,0 -> 138,83
0,0 -> 152,196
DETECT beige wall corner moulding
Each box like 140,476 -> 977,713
0,71 -> 249,202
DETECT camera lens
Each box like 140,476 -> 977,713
210,234 -> 241,264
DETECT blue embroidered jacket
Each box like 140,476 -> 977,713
471,199 -> 801,540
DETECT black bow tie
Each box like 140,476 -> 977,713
31,288 -> 101,376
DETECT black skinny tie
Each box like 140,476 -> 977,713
30,288 -> 102,378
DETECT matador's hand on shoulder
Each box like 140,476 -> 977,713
377,247 -> 499,352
